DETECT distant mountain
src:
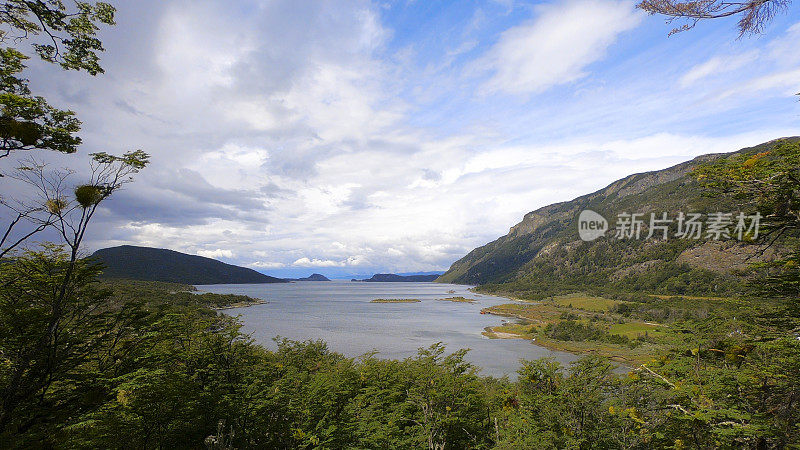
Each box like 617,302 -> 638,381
286,273 -> 330,281
396,271 -> 445,277
438,138 -> 797,298
91,245 -> 286,285
353,273 -> 441,282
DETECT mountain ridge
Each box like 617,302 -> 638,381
438,138 -> 798,297
91,245 -> 286,285
352,273 -> 442,282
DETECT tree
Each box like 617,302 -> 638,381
403,344 -> 492,450
695,140 -> 800,245
0,246 -> 125,441
695,139 -> 800,299
637,0 -> 791,36
1,1 -> 118,256
0,150 -> 148,443
0,46 -> 81,159
1,1 -> 116,159
0,1 -> 115,74
1,150 -> 149,258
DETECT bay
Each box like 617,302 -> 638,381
197,281 -> 581,377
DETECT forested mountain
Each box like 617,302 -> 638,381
90,245 -> 286,285
438,138 -> 798,298
354,273 -> 441,282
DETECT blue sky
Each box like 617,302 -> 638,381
3,0 -> 799,278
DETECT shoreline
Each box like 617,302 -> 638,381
213,299 -> 269,310
477,295 -> 657,366
467,286 -> 537,303
482,323 -> 638,365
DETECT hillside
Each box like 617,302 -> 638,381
91,245 -> 286,285
438,138 -> 797,298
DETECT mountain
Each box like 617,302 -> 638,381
353,273 -> 442,282
286,273 -> 330,281
91,245 -> 286,285
438,138 -> 797,298
397,271 -> 446,277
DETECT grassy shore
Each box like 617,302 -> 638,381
213,299 -> 269,310
479,293 -> 716,365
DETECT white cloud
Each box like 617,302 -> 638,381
679,51 -> 758,87
679,22 -> 800,106
197,248 -> 234,259
250,261 -> 287,269
293,257 -> 346,267
713,68 -> 800,101
477,0 -> 642,94
767,22 -> 800,65
7,0 -> 796,279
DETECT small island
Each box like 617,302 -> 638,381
285,273 -> 330,281
369,298 -> 421,303
437,296 -> 476,303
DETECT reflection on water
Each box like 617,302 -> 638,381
197,281 -> 581,377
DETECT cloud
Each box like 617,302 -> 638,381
293,257 -> 346,267
476,0 -> 642,95
679,52 -> 758,88
249,261 -> 287,269
3,0 -> 797,279
678,22 -> 800,106
197,248 -> 234,259
712,68 -> 800,101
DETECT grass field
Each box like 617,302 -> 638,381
551,294 -> 621,312
480,293 -> 699,364
608,322 -> 664,338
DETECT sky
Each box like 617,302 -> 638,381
3,0 -> 799,278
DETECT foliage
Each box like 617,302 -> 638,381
696,139 -> 800,298
1,250 -> 799,448
0,0 -> 116,158
0,246 -> 129,441
0,0 -> 123,262
545,320 -> 631,346
695,140 -> 800,243
0,47 -> 81,157
0,1 -> 115,74
1,151 -> 149,259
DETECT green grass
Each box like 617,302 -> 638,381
608,322 -> 664,338
551,294 -> 620,312
480,292 -> 703,364
370,298 -> 421,303
482,323 -> 536,339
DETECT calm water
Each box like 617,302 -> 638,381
197,281 -> 581,377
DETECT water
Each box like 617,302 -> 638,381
197,281 -> 581,378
